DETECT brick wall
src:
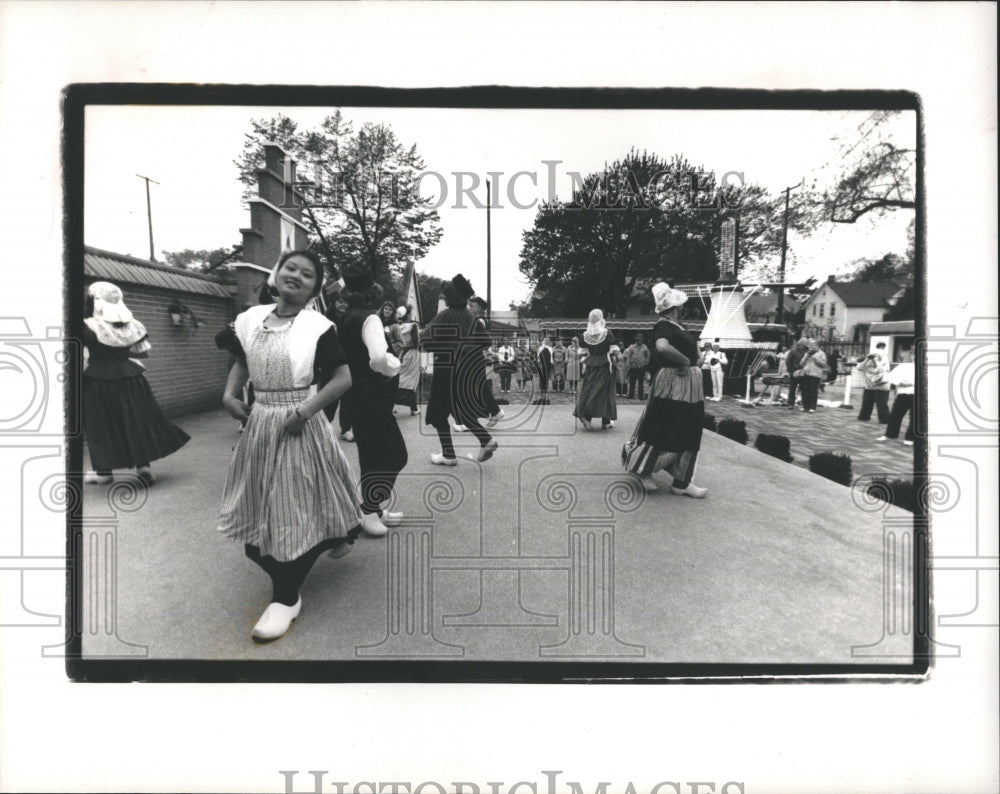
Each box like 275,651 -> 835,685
87,279 -> 237,418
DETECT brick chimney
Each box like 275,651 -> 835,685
232,142 -> 312,307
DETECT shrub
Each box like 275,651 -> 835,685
866,477 -> 916,513
703,413 -> 717,432
717,418 -> 748,445
755,433 -> 793,462
808,451 -> 853,486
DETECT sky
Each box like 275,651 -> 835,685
84,105 -> 915,308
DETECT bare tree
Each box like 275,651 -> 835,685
808,111 -> 916,224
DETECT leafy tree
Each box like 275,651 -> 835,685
806,111 -> 916,224
840,252 -> 910,284
161,245 -> 242,273
235,112 -> 443,288
416,273 -> 448,322
517,150 -> 810,317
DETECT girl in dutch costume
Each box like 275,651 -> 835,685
621,283 -> 708,498
82,281 -> 190,485
217,251 -> 362,642
393,305 -> 422,416
573,309 -> 619,430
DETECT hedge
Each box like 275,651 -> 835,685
808,451 -> 853,486
866,477 -> 916,513
754,433 -> 793,462
717,418 -> 748,445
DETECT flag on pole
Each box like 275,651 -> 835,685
402,259 -> 422,325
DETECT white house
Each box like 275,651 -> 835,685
799,279 -> 904,343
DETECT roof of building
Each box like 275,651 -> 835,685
84,246 -> 235,299
743,293 -> 802,314
809,280 -> 903,308
486,318 -> 522,333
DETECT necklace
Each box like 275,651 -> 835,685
272,308 -> 301,319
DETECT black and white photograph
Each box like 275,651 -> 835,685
0,3 -> 996,793
70,94 -> 922,674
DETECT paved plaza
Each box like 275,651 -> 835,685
80,390 -> 915,671
487,371 -> 916,482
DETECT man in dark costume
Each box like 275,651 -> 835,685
420,275 -> 498,464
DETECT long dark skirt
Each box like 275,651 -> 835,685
622,365 -> 703,482
573,365 -> 617,421
83,374 -> 190,471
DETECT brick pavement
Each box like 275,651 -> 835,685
483,371 -> 915,483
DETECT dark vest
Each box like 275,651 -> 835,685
339,308 -> 381,384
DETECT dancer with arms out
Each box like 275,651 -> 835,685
217,251 -> 361,642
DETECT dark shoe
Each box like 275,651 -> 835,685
477,440 -> 499,462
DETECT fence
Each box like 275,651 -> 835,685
818,340 -> 867,368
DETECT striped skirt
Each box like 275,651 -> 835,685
218,387 -> 362,562
622,365 -> 704,482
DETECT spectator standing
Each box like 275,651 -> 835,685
784,338 -> 808,409
856,342 -> 891,423
537,336 -> 553,399
551,339 -> 567,392
798,339 -> 829,413
515,339 -> 533,392
878,349 -> 916,446
565,337 -> 582,394
625,334 -> 651,400
699,342 -> 715,399
496,339 -> 516,393
614,346 -> 629,396
707,342 -> 728,402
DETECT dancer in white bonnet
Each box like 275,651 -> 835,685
621,282 -> 708,498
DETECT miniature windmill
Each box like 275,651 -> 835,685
699,218 -> 758,349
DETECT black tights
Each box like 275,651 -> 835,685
245,541 -> 334,606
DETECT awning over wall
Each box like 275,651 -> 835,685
84,246 -> 235,299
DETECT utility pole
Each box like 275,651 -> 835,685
136,174 -> 159,262
486,178 -> 492,323
776,180 -> 802,324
